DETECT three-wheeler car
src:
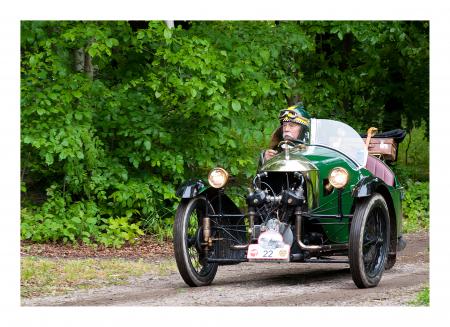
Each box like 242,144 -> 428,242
173,118 -> 406,288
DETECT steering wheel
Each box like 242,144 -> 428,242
277,140 -> 297,151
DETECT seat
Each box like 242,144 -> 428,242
365,155 -> 395,186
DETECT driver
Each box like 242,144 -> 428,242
262,103 -> 311,162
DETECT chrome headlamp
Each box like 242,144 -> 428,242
208,167 -> 229,188
328,167 -> 349,189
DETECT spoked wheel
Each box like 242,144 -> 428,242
173,196 -> 218,287
349,193 -> 390,288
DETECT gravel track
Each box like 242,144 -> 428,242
22,231 -> 428,306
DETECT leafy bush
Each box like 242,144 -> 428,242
21,184 -> 144,247
21,185 -> 100,244
97,217 -> 144,248
387,121 -> 429,233
402,180 -> 429,232
20,21 -> 429,246
393,120 -> 429,183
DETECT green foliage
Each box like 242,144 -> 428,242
393,120 -> 429,182
21,21 -> 429,246
409,286 -> 429,306
297,21 -> 429,133
20,184 -> 144,247
389,121 -> 429,233
97,217 -> 144,248
402,180 -> 429,232
140,206 -> 175,242
21,185 -> 100,244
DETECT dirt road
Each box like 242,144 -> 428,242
22,231 -> 428,306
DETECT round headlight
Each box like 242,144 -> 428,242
208,167 -> 229,188
328,167 -> 349,189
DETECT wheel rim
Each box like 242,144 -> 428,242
185,200 -> 215,278
362,206 -> 388,278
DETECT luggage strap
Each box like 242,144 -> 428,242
364,127 -> 378,149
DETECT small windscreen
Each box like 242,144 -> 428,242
309,119 -> 368,168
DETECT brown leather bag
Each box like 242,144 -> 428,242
363,127 -> 397,161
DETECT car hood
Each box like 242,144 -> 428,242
260,145 -> 358,172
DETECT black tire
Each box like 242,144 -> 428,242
173,196 -> 218,287
349,193 -> 390,288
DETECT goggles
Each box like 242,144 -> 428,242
278,109 -> 309,126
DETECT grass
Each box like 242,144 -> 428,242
409,286 -> 429,306
21,256 -> 177,298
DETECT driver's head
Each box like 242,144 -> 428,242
278,103 -> 310,142
282,121 -> 301,141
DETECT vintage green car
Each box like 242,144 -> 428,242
173,119 -> 406,289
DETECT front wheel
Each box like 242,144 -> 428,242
349,193 -> 390,288
173,196 -> 218,287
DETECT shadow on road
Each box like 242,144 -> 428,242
210,265 -> 351,287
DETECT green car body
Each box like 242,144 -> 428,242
186,143 -> 404,246
174,118 -> 405,289
259,144 -> 403,244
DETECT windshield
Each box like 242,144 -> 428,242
309,119 -> 368,168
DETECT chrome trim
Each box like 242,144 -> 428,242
261,156 -> 317,172
260,152 -> 320,209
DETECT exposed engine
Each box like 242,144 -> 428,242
246,171 -> 306,246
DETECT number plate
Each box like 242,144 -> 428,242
247,230 -> 290,261
247,243 -> 290,261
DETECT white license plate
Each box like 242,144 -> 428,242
247,244 -> 290,261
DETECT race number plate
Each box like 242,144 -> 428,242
247,244 -> 290,261
247,231 -> 290,261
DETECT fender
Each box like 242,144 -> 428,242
203,188 -> 242,215
176,179 -> 207,199
176,180 -> 242,215
351,176 -> 386,198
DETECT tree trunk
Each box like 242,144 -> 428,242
84,52 -> 94,80
73,45 -> 94,79
404,129 -> 412,165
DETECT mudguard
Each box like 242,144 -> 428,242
176,180 -> 242,215
203,188 -> 242,215
176,179 -> 207,199
351,176 -> 386,198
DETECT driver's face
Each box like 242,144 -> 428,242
282,122 -> 301,140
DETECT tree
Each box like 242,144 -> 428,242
20,21 -> 429,245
